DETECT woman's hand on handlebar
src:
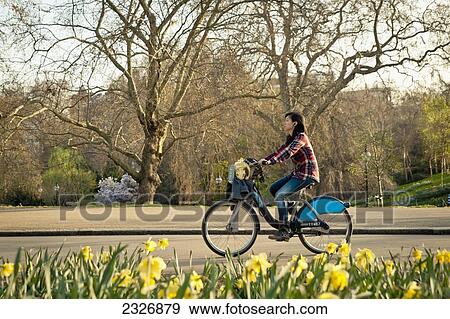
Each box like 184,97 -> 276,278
258,159 -> 269,166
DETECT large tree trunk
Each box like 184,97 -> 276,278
135,121 -> 167,204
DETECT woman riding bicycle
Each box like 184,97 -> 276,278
258,112 -> 320,242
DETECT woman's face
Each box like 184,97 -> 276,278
283,116 -> 297,134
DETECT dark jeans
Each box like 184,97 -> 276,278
269,174 -> 315,225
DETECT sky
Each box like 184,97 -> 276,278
348,63 -> 449,92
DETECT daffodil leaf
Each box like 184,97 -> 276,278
98,245 -> 126,296
175,273 -> 191,299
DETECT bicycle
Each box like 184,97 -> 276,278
201,158 -> 353,257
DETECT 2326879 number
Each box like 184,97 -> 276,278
122,302 -> 181,315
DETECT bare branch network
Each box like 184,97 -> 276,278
1,0 -> 449,202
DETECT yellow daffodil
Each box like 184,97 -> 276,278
159,277 -> 180,299
100,251 -> 111,264
245,253 -> 272,275
414,260 -> 427,273
290,255 -> 308,278
339,256 -> 350,268
436,249 -> 449,265
157,238 -> 170,250
321,264 -> 349,292
305,271 -> 315,285
183,287 -> 195,299
0,263 -> 14,278
338,241 -> 351,257
277,255 -> 308,279
403,281 -> 421,299
384,259 -> 395,276
190,271 -> 204,293
139,256 -> 166,281
313,253 -> 328,265
235,278 -> 244,289
326,242 -> 338,254
355,248 -> 375,272
445,249 -> 450,264
81,246 -> 93,262
138,256 -> 167,293
329,271 -> 348,291
144,238 -> 157,253
412,248 -> 422,261
243,268 -> 257,283
167,277 -> 180,298
140,279 -> 156,294
112,269 -> 133,288
318,292 -> 339,299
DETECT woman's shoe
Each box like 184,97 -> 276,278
268,227 -> 291,241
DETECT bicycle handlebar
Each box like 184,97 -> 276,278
244,157 -> 265,182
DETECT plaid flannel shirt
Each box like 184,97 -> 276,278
264,132 -> 320,183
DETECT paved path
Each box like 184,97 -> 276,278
0,206 -> 449,231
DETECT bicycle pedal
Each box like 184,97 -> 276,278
319,220 -> 330,230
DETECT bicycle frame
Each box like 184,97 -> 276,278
226,159 -> 350,234
228,181 -> 328,232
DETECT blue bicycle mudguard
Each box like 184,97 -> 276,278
297,195 -> 350,222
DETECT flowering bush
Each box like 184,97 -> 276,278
0,240 -> 449,299
95,174 -> 139,204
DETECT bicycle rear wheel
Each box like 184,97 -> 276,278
202,199 -> 259,257
298,209 -> 353,254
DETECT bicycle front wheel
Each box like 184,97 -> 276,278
202,199 -> 259,257
299,209 -> 353,254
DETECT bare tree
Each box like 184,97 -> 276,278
2,0 -> 449,204
5,0 -> 275,203
234,0 -> 450,133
